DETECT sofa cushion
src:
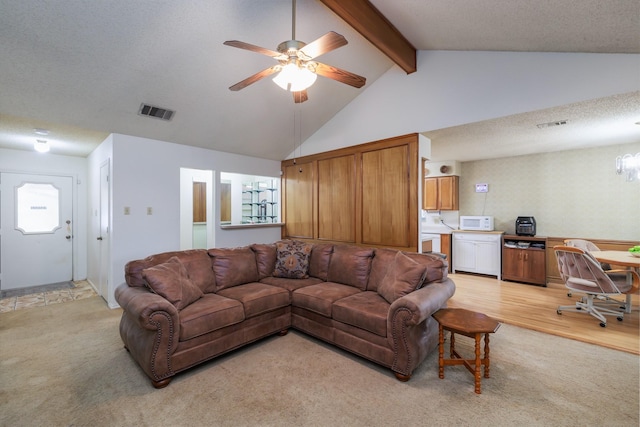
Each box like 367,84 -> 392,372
308,243 -> 334,280
126,249 -> 216,293
367,248 -> 396,292
273,240 -> 313,279
292,282 -> 361,317
208,246 -> 259,291
377,251 -> 427,304
260,276 -> 323,293
332,291 -> 389,337
179,294 -> 245,341
142,257 -> 203,310
217,282 -> 290,318
251,243 -> 276,280
327,245 -> 374,290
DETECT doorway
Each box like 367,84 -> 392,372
179,168 -> 214,250
0,172 -> 73,290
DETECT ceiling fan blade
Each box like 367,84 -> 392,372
298,31 -> 347,60
314,62 -> 366,88
223,40 -> 286,59
229,66 -> 281,91
293,90 -> 308,103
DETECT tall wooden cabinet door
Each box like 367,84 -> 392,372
423,178 -> 438,210
318,155 -> 356,242
361,145 -> 409,247
439,176 -> 459,210
283,162 -> 314,238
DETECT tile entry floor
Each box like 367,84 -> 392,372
0,280 -> 97,313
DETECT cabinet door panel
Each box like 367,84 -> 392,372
318,155 -> 355,242
362,145 -> 409,247
423,178 -> 439,210
523,250 -> 546,284
439,176 -> 459,210
283,162 -> 314,238
502,247 -> 523,279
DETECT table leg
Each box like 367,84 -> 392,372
484,332 -> 491,378
449,331 -> 455,358
438,324 -> 444,379
474,333 -> 481,394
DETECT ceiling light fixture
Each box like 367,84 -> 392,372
34,139 -> 50,153
615,152 -> 640,182
273,62 -> 317,92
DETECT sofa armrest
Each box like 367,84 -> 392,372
386,278 -> 455,376
115,282 -> 180,384
115,282 -> 180,334
388,278 -> 456,327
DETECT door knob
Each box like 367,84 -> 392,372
97,237 -> 103,241
66,235 -> 71,240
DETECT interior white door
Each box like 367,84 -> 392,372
98,161 -> 110,300
0,173 -> 73,290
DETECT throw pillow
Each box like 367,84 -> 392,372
273,240 -> 313,279
142,256 -> 203,310
377,251 -> 428,304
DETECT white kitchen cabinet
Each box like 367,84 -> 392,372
452,231 -> 504,279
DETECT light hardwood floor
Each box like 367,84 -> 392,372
447,273 -> 639,355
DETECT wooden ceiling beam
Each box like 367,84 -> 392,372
319,0 -> 417,74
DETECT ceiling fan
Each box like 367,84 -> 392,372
223,0 -> 366,103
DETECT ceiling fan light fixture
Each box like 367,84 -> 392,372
273,63 -> 317,92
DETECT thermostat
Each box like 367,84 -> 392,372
475,183 -> 488,193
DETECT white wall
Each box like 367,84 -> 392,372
298,51 -> 640,156
90,134 -> 282,308
0,148 -> 88,281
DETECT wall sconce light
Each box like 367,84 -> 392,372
615,152 -> 640,182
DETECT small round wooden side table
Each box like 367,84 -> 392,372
432,308 -> 501,394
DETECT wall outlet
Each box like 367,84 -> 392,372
124,206 -> 130,215
475,183 -> 489,193
147,207 -> 153,215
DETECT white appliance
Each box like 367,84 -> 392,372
459,216 -> 494,231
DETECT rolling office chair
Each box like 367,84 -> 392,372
554,245 -> 639,327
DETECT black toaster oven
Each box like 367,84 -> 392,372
515,216 -> 536,236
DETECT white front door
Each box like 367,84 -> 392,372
0,173 -> 73,290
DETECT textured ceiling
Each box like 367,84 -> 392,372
0,0 -> 638,160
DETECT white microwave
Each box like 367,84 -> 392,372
459,216 -> 494,231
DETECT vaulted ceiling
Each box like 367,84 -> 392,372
1,0 -> 638,160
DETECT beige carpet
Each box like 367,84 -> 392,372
1,296 -> 638,427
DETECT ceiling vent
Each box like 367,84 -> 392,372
536,119 -> 568,129
138,103 -> 175,121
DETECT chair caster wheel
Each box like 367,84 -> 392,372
557,309 -> 562,315
576,307 -> 582,310
567,292 -> 572,297
617,317 -> 623,321
599,322 -> 606,327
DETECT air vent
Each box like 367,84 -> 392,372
138,103 -> 175,121
536,120 -> 568,129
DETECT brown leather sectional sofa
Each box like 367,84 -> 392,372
115,241 -> 456,388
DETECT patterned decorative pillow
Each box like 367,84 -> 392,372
273,240 -> 313,279
142,256 -> 203,310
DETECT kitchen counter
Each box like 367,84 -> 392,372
452,230 -> 504,235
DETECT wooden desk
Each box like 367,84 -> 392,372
432,308 -> 501,394
591,250 -> 640,313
